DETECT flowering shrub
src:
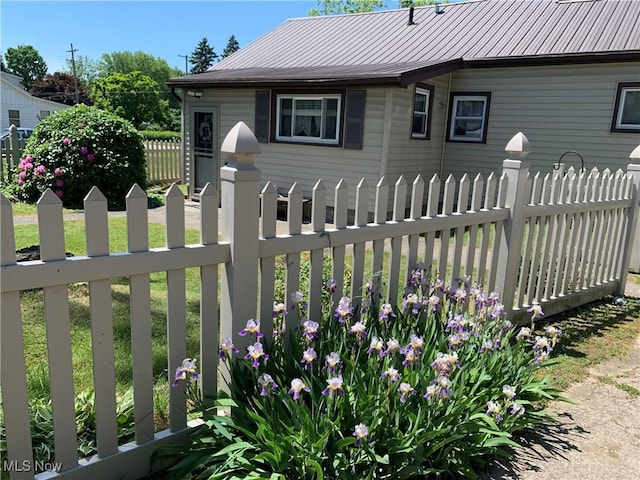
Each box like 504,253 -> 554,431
168,266 -> 566,479
12,104 -> 146,210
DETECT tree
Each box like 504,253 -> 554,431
309,0 -> 443,15
4,45 -> 47,90
64,55 -> 100,91
398,0 -> 445,7
221,35 -> 241,60
189,37 -> 218,74
98,51 -> 181,90
309,0 -> 385,15
97,51 -> 182,128
92,71 -> 166,129
30,72 -> 93,106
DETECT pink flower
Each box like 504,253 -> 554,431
17,178 -> 24,185
54,167 -> 64,176
35,165 -> 46,176
63,138 -> 71,146
55,178 -> 64,187
55,189 -> 64,198
24,155 -> 33,163
86,153 -> 95,162
80,146 -> 88,155
18,171 -> 26,180
24,162 -> 33,170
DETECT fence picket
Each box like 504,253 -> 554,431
285,184 -> 303,334
309,180 -> 327,323
451,174 -> 470,282
438,176 -> 455,285
126,184 -> 155,444
464,174 -> 484,283
0,193 -> 34,480
406,175 -> 425,282
84,187 -> 119,457
332,180 -> 348,302
487,173 -> 508,293
477,172 -> 496,288
199,183 -> 219,399
371,178 -> 389,295
165,184 -> 188,432
423,175 -> 440,275
260,182 -> 278,341
596,170 -> 614,284
388,176 -> 407,306
351,178 -> 369,300
38,189 -> 79,470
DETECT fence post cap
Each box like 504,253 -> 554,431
629,145 -> 640,160
505,132 -> 530,158
221,121 -> 261,156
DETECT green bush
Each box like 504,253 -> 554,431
138,130 -> 181,141
165,268 -> 567,479
13,105 -> 147,210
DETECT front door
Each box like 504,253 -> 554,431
192,109 -> 217,195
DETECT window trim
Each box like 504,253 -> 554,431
411,83 -> 434,140
611,82 -> 640,133
446,92 -> 491,143
274,93 -> 343,146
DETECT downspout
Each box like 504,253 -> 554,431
379,88 -> 394,178
438,72 -> 452,179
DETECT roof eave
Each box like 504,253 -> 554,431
464,50 -> 640,68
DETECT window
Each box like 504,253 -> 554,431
412,84 -> 434,139
447,93 -> 491,143
8,109 -> 20,127
276,94 -> 341,144
611,82 -> 640,133
39,110 -> 51,120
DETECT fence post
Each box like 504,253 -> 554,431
219,122 -> 261,366
625,146 -> 640,274
495,132 -> 530,313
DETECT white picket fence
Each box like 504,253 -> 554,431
1,125 -> 639,480
144,139 -> 181,185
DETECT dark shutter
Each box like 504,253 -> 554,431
343,89 -> 366,150
255,90 -> 271,143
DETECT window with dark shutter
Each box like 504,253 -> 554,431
343,90 -> 366,150
255,90 -> 271,143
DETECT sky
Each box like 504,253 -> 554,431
0,0 -> 323,74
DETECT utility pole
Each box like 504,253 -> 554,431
178,54 -> 189,75
67,43 -> 80,104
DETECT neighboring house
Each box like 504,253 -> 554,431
0,72 -> 69,131
168,0 -> 640,209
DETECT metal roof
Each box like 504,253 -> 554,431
169,0 -> 640,88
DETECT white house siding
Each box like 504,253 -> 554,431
384,75 -> 451,212
0,74 -> 68,131
442,63 -> 640,180
185,88 -> 386,212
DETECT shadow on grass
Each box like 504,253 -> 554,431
538,296 -> 640,360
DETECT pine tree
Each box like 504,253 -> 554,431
189,37 -> 218,74
221,35 -> 240,60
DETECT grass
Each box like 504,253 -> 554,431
14,218 -> 203,414
538,295 -> 640,393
